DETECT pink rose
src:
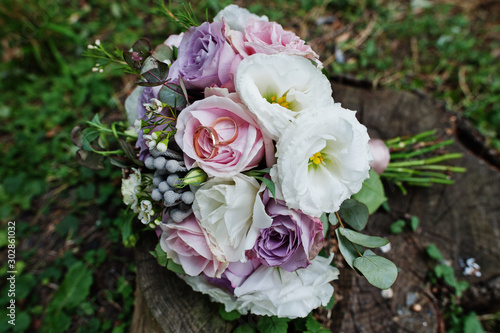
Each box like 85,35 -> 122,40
159,214 -> 227,278
174,92 -> 273,177
228,20 -> 321,67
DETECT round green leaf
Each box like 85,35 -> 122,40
353,252 -> 398,289
335,229 -> 363,270
338,199 -> 369,231
352,169 -> 387,214
339,228 -> 389,248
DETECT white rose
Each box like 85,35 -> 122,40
235,53 -> 333,140
193,174 -> 272,263
272,104 -> 372,217
213,4 -> 268,32
234,255 -> 339,318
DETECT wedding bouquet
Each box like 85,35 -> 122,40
77,3 -> 464,321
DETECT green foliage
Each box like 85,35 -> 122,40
390,219 -> 406,234
257,316 -> 290,333
218,304 -> 242,321
338,199 -> 369,231
44,262 -> 93,333
353,250 -> 398,290
352,169 -> 387,214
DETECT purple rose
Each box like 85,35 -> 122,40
251,190 -> 325,272
204,259 -> 261,293
168,21 -> 241,91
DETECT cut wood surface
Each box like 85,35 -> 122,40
131,82 -> 500,333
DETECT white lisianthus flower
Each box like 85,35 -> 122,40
193,174 -> 272,263
213,4 -> 268,32
235,53 -> 333,140
121,168 -> 142,211
272,104 -> 372,217
234,255 -> 339,318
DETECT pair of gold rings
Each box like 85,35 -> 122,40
193,117 -> 239,160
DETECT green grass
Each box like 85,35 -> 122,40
0,0 -> 498,332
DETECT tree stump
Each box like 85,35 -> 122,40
130,81 -> 500,332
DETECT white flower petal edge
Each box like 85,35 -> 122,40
193,174 -> 273,263
213,4 -> 268,32
183,275 -> 247,313
235,53 -> 333,141
234,255 -> 339,318
272,104 -> 372,217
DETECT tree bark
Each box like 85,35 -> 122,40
131,82 -> 500,332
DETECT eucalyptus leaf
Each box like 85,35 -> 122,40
338,199 -> 369,231
159,84 -> 187,108
339,228 -> 389,248
335,229 -> 363,270
152,43 -> 174,63
328,213 -> 339,226
320,213 -> 329,237
353,252 -> 398,289
75,149 -> 105,170
352,169 -> 387,214
140,56 -> 169,84
71,126 -> 83,148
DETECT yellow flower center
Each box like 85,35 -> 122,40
270,94 -> 290,109
309,152 -> 324,165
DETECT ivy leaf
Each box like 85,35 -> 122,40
338,199 -> 369,231
234,324 -> 256,333
305,314 -> 331,332
167,259 -> 185,275
352,169 -> 387,214
150,243 -> 168,267
339,228 -> 389,248
335,229 -> 363,271
218,304 -> 241,321
353,250 -> 398,289
257,316 -> 289,333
